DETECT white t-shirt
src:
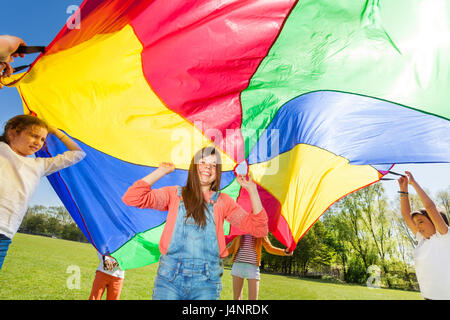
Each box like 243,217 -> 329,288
414,227 -> 450,300
0,142 -> 86,239
96,252 -> 125,279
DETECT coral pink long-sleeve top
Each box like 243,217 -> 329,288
122,180 -> 268,258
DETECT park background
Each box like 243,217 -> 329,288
0,1 -> 449,299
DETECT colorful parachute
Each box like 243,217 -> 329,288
7,0 -> 450,269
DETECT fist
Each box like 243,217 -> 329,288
5,36 -> 26,59
397,175 -> 408,191
0,61 -> 13,78
236,172 -> 257,192
405,171 -> 416,185
284,249 -> 293,256
158,162 -> 175,175
47,125 -> 58,135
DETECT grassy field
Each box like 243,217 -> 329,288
0,233 -> 422,300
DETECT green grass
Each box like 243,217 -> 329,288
0,233 -> 422,300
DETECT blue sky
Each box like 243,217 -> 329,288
1,1 -> 449,207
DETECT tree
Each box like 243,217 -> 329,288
323,210 -> 351,281
321,182 -> 450,288
295,226 -> 317,275
262,220 -> 335,276
358,184 -> 394,287
337,190 -> 377,271
323,185 -> 393,285
44,216 -> 63,237
61,223 -> 88,242
436,188 -> 450,221
47,206 -> 73,225
21,213 -> 46,234
20,205 -> 87,243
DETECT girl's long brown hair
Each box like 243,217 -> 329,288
182,147 -> 222,227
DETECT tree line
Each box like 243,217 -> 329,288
19,205 -> 88,243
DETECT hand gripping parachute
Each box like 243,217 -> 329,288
6,0 -> 450,269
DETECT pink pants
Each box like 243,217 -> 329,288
89,270 -> 124,300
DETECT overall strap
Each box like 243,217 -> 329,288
206,191 -> 220,224
211,191 -> 220,203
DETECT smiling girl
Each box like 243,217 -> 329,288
122,146 -> 268,300
0,114 -> 85,271
398,171 -> 450,300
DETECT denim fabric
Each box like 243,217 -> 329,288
153,188 -> 223,300
0,234 -> 12,271
231,262 -> 261,280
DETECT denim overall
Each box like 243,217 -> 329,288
0,234 -> 11,271
152,187 -> 223,300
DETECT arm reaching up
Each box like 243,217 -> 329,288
406,171 -> 448,235
236,173 -> 263,215
48,126 -> 83,152
398,175 -> 417,235
142,162 -> 175,186
122,162 -> 175,210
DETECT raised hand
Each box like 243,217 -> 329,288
104,257 -> 119,271
284,249 -> 293,256
397,175 -> 409,192
0,61 -> 13,78
47,125 -> 59,136
236,172 -> 257,193
236,172 -> 263,214
2,35 -> 26,61
158,162 -> 175,175
405,171 -> 417,186
0,35 -> 27,81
